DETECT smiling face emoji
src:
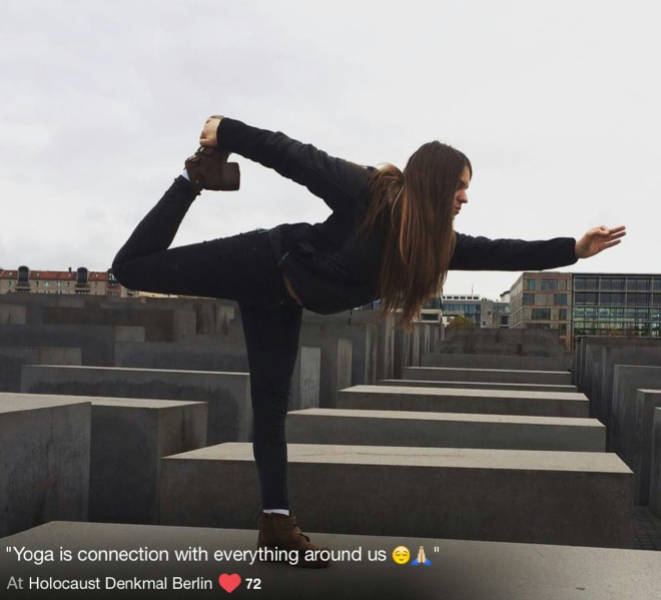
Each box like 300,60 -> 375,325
392,546 -> 410,565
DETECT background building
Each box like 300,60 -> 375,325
441,295 -> 482,327
508,271 -> 661,349
0,266 -> 156,298
571,273 -> 661,341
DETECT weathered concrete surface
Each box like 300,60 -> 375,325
379,378 -> 578,392
651,407 -> 661,517
610,365 -> 661,503
88,397 -> 207,523
422,352 -> 571,372
337,385 -> 589,417
0,394 -> 90,537
159,442 -> 633,548
2,521 -> 658,600
20,365 -> 251,444
286,408 -> 605,451
0,303 -> 26,324
403,366 -> 572,385
115,340 -> 249,371
575,337 -> 661,394
584,343 -> 661,433
0,324 -> 117,364
0,346 -> 81,392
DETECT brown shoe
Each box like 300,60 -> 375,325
257,513 -> 330,568
184,146 -> 240,192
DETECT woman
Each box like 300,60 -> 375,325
111,115 -> 626,568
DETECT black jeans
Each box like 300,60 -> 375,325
112,175 -> 302,510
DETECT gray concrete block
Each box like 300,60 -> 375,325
159,442 -> 633,548
286,408 -> 605,451
2,521 -> 658,600
337,385 -> 589,417
0,303 -> 26,325
651,407 -> 661,517
113,326 -> 146,342
610,365 -> 661,504
594,344 -> 661,439
115,340 -> 249,371
20,365 -> 251,445
635,390 -> 661,510
0,346 -> 81,392
40,304 -> 196,342
379,379 -> 578,392
403,366 -> 572,385
422,352 -> 571,371
88,396 -> 207,523
290,346 -> 321,410
299,334 -> 353,408
0,394 -> 90,537
0,323 -> 116,365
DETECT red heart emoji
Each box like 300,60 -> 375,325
218,573 -> 241,593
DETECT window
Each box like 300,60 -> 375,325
574,278 -> 598,291
523,293 -> 534,305
653,279 -> 661,291
525,279 -> 536,290
575,292 -> 598,304
601,292 -> 625,305
554,294 -> 567,305
541,279 -> 558,290
601,278 -> 626,290
628,294 -> 649,306
532,308 -> 551,320
558,309 -> 568,320
627,279 -> 650,291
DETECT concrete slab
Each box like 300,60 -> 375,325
422,352 -> 571,372
0,395 -> 90,537
1,521 -> 658,600
159,442 -> 632,548
20,365 -> 251,445
651,407 -> 661,517
0,346 -> 81,392
286,408 -> 605,451
611,365 -> 661,503
337,385 -> 589,417
634,389 -> 661,507
0,323 -> 116,364
404,366 -> 572,385
379,378 -> 578,392
88,396 -> 207,523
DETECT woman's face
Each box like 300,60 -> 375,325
453,165 -> 471,217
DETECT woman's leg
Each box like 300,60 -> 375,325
113,174 -> 303,511
239,298 -> 303,511
111,176 -> 286,304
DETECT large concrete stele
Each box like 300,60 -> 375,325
379,378 -> 577,392
159,442 -> 633,549
0,394 -> 90,537
286,408 -> 605,451
336,385 -> 589,418
20,365 -> 250,444
404,366 -> 572,385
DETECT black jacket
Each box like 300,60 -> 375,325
217,117 -> 578,314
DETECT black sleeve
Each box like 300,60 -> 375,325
216,117 -> 369,214
449,232 -> 579,271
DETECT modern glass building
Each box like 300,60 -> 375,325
509,271 -> 661,349
572,274 -> 661,339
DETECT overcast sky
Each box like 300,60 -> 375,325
2,0 -> 659,300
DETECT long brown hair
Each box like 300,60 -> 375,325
357,141 -> 472,331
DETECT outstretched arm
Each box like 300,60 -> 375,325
199,115 -> 369,214
450,225 -> 626,271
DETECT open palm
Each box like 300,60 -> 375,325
575,225 -> 626,259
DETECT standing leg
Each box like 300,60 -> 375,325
239,298 -> 302,511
